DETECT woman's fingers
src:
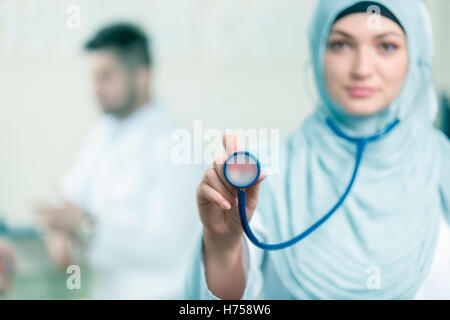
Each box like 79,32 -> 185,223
214,133 -> 243,193
223,133 -> 241,156
213,155 -> 237,195
204,167 -> 237,205
198,182 -> 233,211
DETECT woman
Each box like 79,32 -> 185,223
187,0 -> 450,299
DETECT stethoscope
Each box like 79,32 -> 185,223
223,117 -> 400,251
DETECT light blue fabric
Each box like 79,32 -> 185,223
185,0 -> 450,299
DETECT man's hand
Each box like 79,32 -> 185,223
33,200 -> 86,269
44,231 -> 75,270
0,239 -> 15,295
33,200 -> 85,236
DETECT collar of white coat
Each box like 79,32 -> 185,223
106,99 -> 166,128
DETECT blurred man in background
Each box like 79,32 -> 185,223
34,23 -> 202,299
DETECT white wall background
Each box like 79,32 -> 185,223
0,0 -> 448,224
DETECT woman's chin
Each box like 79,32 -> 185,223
340,99 -> 387,116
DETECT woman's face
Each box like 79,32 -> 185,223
324,13 -> 408,116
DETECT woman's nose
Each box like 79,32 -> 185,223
351,47 -> 373,80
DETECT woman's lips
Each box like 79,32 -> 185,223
347,86 -> 376,98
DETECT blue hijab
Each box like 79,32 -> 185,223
255,0 -> 450,299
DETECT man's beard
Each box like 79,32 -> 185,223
102,90 -> 139,119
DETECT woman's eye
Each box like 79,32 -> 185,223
328,40 -> 350,51
379,42 -> 398,53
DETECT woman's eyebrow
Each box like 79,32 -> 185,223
329,30 -> 353,38
330,29 -> 404,39
374,32 -> 404,39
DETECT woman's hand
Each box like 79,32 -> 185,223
197,133 -> 266,253
196,133 -> 266,299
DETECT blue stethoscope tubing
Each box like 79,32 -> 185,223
227,117 -> 400,251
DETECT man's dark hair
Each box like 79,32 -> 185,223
84,23 -> 152,69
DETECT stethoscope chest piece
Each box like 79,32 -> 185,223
223,151 -> 261,189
